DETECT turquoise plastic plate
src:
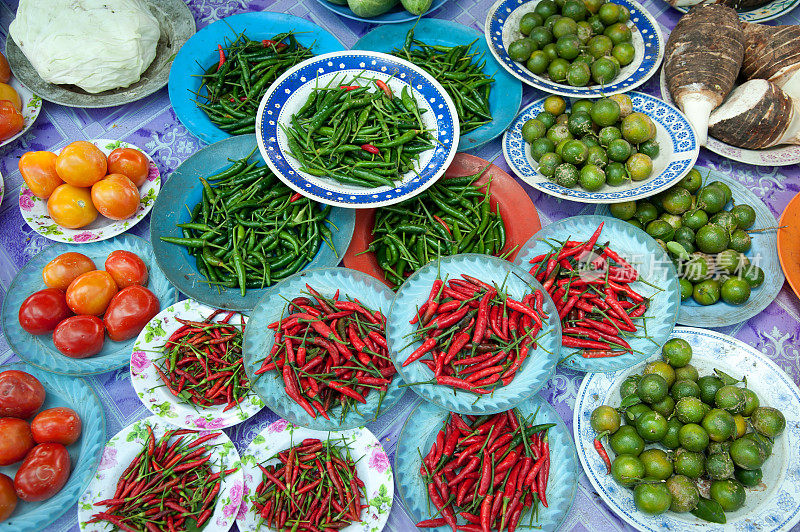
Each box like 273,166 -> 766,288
513,215 -> 680,373
313,0 -> 447,24
168,11 -> 344,145
149,135 -> 355,311
387,254 -> 561,415
0,363 -> 105,532
242,267 -> 405,430
395,395 -> 578,531
1,235 -> 177,376
595,168 -> 784,328
352,19 -> 522,152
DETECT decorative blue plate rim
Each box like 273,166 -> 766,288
149,134 -> 355,311
574,326 -> 800,532
395,394 -> 578,532
513,215 -> 681,373
312,0 -> 447,24
255,50 -> 460,208
351,19 -> 523,152
387,253 -> 562,415
242,266 -> 406,430
169,11 -> 345,145
0,363 -> 106,532
484,0 -> 664,97
669,0 -> 800,22
503,91 -> 699,203
594,167 -> 784,327
0,234 -> 178,376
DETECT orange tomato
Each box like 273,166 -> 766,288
47,184 -> 98,229
42,252 -> 96,290
19,151 -> 62,199
0,84 -> 20,111
0,101 -> 23,141
90,174 -> 140,221
55,141 -> 107,187
66,270 -> 118,316
107,148 -> 149,187
0,53 -> 10,84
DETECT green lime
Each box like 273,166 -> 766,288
571,98 -> 593,115
715,249 -> 742,274
708,181 -> 732,204
591,98 -> 621,127
702,408 -> 736,442
735,467 -> 762,487
674,449 -> 705,479
741,388 -> 760,416
729,229 -> 752,253
662,337 -> 692,367
667,475 -> 700,513
577,20 -> 594,43
555,34 -> 582,60
508,38 -> 536,62
634,483 -> 672,515
621,112 -> 655,144
607,138 -> 633,162
567,111 -> 593,136
733,414 -> 747,439
555,139 -> 570,157
519,12 -> 544,34
609,424 -> 645,456
608,94 -> 633,118
611,454 -> 645,486
591,56 -> 619,84
662,417 -> 683,449
697,186 -> 727,214
640,448 -> 674,480
693,279 -> 721,306
644,361 -> 677,388
678,168 -> 703,193
696,224 -> 730,254
587,34 -> 614,58
530,138 -> 556,161
562,139 -> 589,164
730,437 -> 766,470
586,145 -> 608,167
609,200 -> 637,220
552,16 -> 579,38
554,162 -> 580,187
544,13 -> 562,31
710,479 -> 745,512
620,375 -> 640,399
591,404 -> 621,433
598,126 -> 622,147
682,209 -> 709,231
632,202 -> 657,225
676,396 -> 706,424
710,211 -> 738,237
697,375 -> 724,405
675,364 -> 699,382
535,0 -> 559,18
579,164 -> 606,191
604,21 -> 632,44
741,265 -> 763,289
618,5 -> 631,21
543,42 -> 560,61
672,380 -> 701,401
751,406 -> 786,438
546,122 -> 572,145
660,212 -> 682,231
721,277 -> 751,305
544,97 -> 567,118
598,2 -> 620,24
715,385 -> 745,414
522,118 -> 547,143
678,423 -> 709,452
561,0 -> 588,20
587,13 -> 605,33
624,403 -> 652,425
626,153 -> 653,181
612,42 -> 636,66
646,219 -> 675,242
547,58 -> 570,81
636,410 -> 668,442
651,395 -> 675,418
681,254 -> 711,283
526,50 -> 551,74
675,226 -> 695,244
638,138 -> 660,159
743,432 -> 773,459
606,161 -> 628,186
706,452 -> 735,480
583,0 -> 604,14
538,152 -> 561,177
679,278 -> 693,301
536,111 -> 557,129
731,204 -> 756,230
637,373 -> 669,404
708,441 -> 731,456
662,187 -> 693,215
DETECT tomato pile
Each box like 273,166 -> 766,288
18,250 -> 160,358
0,370 -> 82,521
0,51 -> 24,142
19,142 -> 150,229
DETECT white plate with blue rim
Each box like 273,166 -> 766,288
484,0 -> 664,98
574,327 -> 800,532
595,167 -> 784,328
256,50 -> 460,209
503,91 -> 699,204
667,0 -> 800,22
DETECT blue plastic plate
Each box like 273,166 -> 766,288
1,235 -> 177,376
352,19 -> 522,152
149,135 -> 355,311
242,267 -> 405,430
575,327 -> 800,532
168,11 -> 345,145
503,91 -> 699,204
595,168 -> 784,327
313,0 -> 447,24
0,363 -> 105,532
484,0 -> 663,97
395,395 -> 578,532
256,50 -> 460,208
387,254 -> 562,415
513,215 -> 680,373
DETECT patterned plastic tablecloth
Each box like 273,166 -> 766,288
1,1 -> 799,531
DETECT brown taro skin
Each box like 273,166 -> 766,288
665,4 -> 744,110
741,23 -> 800,83
709,80 -> 793,149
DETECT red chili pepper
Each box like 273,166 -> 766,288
216,44 -> 226,71
339,85 -> 360,91
374,79 -> 392,98
594,433 -> 612,473
289,192 -> 303,202
360,143 -> 380,155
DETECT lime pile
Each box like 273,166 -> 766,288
523,94 -> 659,190
590,338 -> 786,522
508,0 -> 636,87
607,168 -> 764,306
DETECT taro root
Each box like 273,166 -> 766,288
741,22 -> 800,99
667,0 -> 771,9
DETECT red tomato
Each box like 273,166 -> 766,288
14,443 -> 70,502
104,250 -> 148,288
42,252 -> 96,291
0,370 -> 45,419
0,474 -> 15,523
18,288 -> 72,335
0,52 -> 10,84
65,270 -> 118,316
103,286 -> 160,342
0,100 -> 23,142
107,148 -> 149,187
31,408 -> 82,446
55,141 -> 106,187
53,315 -> 105,359
0,418 -> 34,466
19,151 -> 63,200
90,174 -> 140,221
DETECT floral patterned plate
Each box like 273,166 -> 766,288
236,420 -> 393,532
19,139 -> 160,243
131,299 -> 265,430
0,76 -> 42,148
78,415 -> 244,532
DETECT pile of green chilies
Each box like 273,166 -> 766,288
89,426 -> 237,532
391,28 -> 494,134
154,309 -> 249,412
251,437 -> 366,530
160,151 -> 335,296
196,32 -> 313,135
368,167 -> 510,287
285,76 -> 434,188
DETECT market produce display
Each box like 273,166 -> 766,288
0,50 -> 25,143
326,0 -> 437,18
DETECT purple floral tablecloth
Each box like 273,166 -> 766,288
1,0 -> 799,531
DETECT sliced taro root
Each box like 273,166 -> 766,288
741,22 -> 800,100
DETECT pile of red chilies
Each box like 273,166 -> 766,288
89,427 -> 237,532
527,222 -> 649,359
250,437 -> 366,531
416,410 -> 554,532
403,274 -> 547,394
253,285 -> 394,421
154,309 -> 249,412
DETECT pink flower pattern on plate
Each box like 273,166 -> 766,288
130,351 -> 150,375
73,231 -> 98,242
222,481 -> 244,517
19,189 -> 35,211
236,484 -> 250,520
147,163 -> 159,182
269,419 -> 288,433
191,417 -> 226,430
369,448 -> 390,473
98,447 -> 118,471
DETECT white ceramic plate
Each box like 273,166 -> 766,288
19,139 -> 160,243
0,76 -> 42,148
574,327 -> 800,532
131,299 -> 265,430
236,421 -> 394,532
